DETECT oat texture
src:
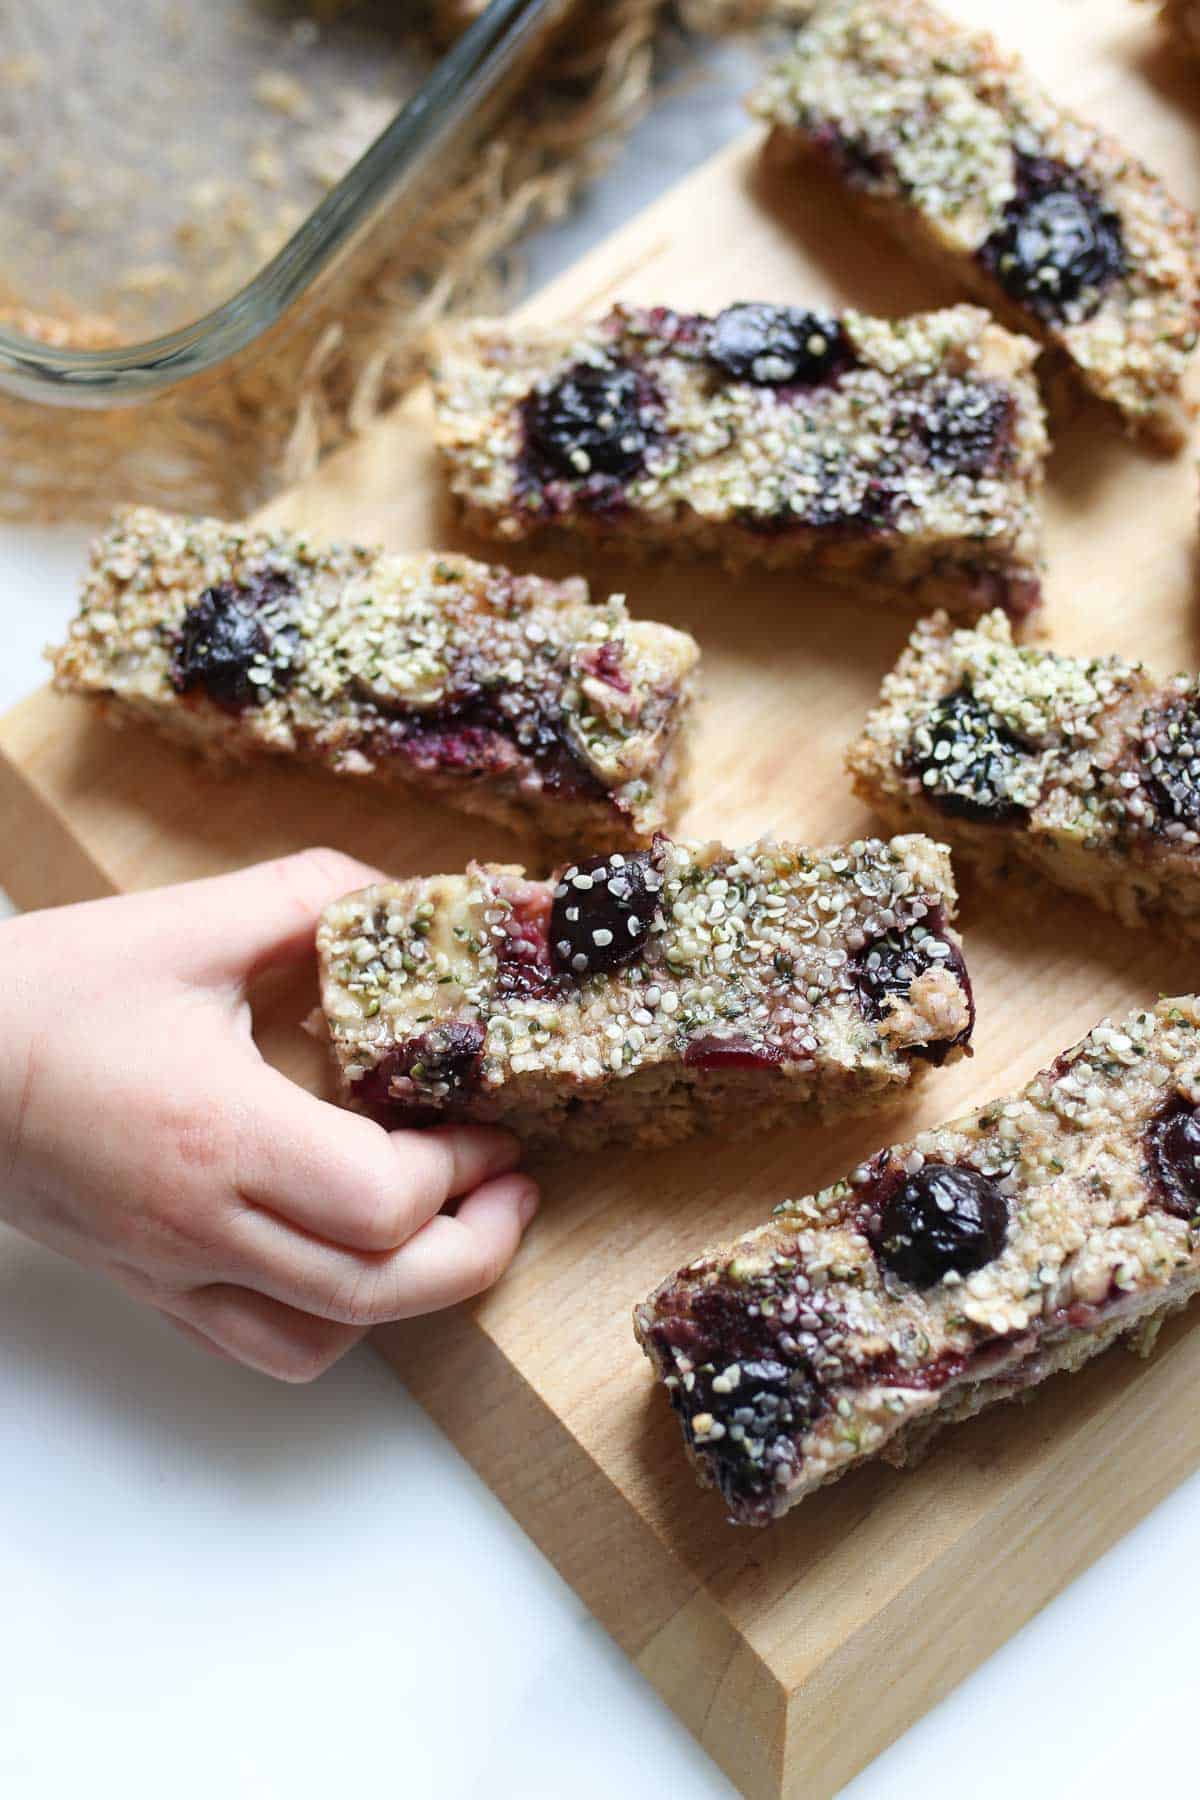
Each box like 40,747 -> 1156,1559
847,608 -> 1200,936
637,996 -> 1200,1523
49,506 -> 699,848
317,832 -> 973,1151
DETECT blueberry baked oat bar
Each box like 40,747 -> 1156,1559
431,302 -> 1048,622
847,609 -> 1200,936
636,996 -> 1200,1524
316,834 -> 974,1153
49,507 -> 699,849
754,0 -> 1200,445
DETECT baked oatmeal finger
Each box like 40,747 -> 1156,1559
431,302 -> 1048,623
636,996 -> 1200,1524
49,506 -> 699,850
316,832 -> 975,1154
847,609 -> 1200,937
754,0 -> 1200,446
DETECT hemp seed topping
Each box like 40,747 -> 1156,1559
636,996 -> 1200,1524
431,302 -> 1048,624
49,506 -> 700,850
754,0 -> 1200,446
316,833 -> 974,1153
848,609 -> 1200,936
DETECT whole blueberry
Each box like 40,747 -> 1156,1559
981,157 -> 1124,321
1140,700 -> 1200,831
550,849 -> 663,978
908,687 -> 1030,825
352,1022 -> 485,1121
708,303 -> 852,387
848,917 -> 974,1065
171,573 -> 296,710
525,360 -> 652,480
915,379 -> 1014,477
1146,1098 -> 1200,1219
875,1163 -> 1009,1288
644,1275 -> 824,1523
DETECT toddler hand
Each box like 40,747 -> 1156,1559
0,849 -> 537,1379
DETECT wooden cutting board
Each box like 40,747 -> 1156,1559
5,3 -> 1200,1792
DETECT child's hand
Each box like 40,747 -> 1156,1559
0,849 -> 537,1380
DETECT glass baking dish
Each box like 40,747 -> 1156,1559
0,0 -> 572,519
0,0 -> 597,525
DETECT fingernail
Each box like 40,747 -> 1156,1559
517,1180 -> 540,1227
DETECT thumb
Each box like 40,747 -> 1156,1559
154,848 -> 385,984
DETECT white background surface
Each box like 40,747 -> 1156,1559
2,35 -> 1197,1800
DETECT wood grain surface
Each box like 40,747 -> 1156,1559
4,4 -> 1200,1793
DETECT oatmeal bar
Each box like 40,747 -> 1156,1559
754,0 -> 1200,445
847,609 -> 1200,935
316,834 -> 974,1153
431,303 -> 1048,622
49,507 -> 699,850
636,996 -> 1200,1525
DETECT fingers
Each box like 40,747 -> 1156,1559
164,1285 -> 367,1382
219,1170 -> 539,1328
235,1069 -> 523,1252
164,1317 -> 235,1363
153,848 -> 385,984
164,1169 -> 536,1379
356,1172 -> 540,1321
